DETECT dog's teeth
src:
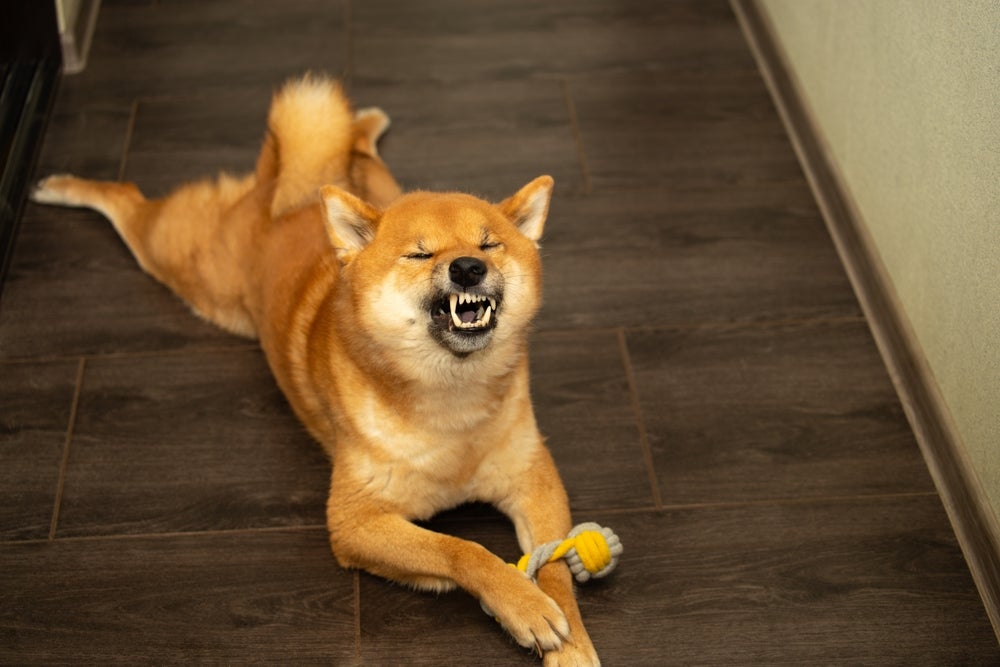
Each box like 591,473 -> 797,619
489,298 -> 496,310
449,294 -> 466,328
482,306 -> 492,326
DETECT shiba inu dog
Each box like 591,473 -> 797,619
32,75 -> 600,665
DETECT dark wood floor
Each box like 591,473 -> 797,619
2,1 -> 997,664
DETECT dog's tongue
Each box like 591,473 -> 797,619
461,310 -> 478,324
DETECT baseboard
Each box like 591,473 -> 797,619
731,0 -> 1000,638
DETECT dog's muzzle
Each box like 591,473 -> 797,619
427,257 -> 503,355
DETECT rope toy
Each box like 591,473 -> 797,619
481,522 -> 621,621
515,522 -> 622,582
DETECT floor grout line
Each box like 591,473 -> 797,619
0,315 -> 868,366
117,99 -> 140,183
49,357 -> 87,541
616,327 -> 664,510
353,570 -> 362,664
560,78 -> 592,195
5,491 -> 946,548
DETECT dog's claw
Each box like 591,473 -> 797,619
547,616 -> 571,646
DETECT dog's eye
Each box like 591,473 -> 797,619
404,252 -> 433,260
480,242 -> 502,252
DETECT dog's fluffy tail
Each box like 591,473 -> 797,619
257,74 -> 355,219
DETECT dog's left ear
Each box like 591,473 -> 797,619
320,185 -> 381,263
498,175 -> 554,244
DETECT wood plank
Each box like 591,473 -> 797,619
537,186 -> 860,330
581,499 -> 999,665
530,330 -> 656,511
627,320 -> 939,504
56,348 -> 329,537
55,0 -> 348,107
0,360 -> 79,540
569,71 -> 804,190
0,528 -> 356,663
0,205 -> 239,359
351,0 -> 752,83
349,78 -> 584,198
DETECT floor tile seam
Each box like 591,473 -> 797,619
6,522 -> 330,547
0,314 -> 867,365
118,98 -> 140,183
0,342 -> 262,365
48,357 -> 87,541
1,492 -> 940,548
614,314 -> 867,337
616,327 -> 664,510
532,315 -> 866,340
559,78 -> 592,195
654,490 -> 943,514
353,570 -> 362,664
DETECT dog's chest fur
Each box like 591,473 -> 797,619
344,363 -> 535,518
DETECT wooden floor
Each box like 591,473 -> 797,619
2,1 -> 997,664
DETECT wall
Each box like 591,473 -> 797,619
755,1 -> 1000,512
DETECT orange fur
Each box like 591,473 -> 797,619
32,74 -> 599,666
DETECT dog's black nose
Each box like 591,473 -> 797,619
449,256 -> 487,288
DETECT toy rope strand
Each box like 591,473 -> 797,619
481,522 -> 621,621
515,522 -> 622,583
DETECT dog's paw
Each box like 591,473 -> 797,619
482,570 -> 570,653
30,175 -> 75,206
544,641 -> 601,667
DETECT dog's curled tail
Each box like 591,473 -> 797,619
257,74 -> 355,219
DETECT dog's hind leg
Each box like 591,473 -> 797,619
350,108 -> 403,209
31,173 -> 258,337
31,175 -> 159,274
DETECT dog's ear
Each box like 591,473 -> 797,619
320,185 -> 380,262
498,175 -> 554,244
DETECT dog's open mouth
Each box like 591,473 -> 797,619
428,290 -> 502,355
431,292 -> 498,333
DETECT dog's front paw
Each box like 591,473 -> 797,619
544,641 -> 601,667
482,569 -> 570,653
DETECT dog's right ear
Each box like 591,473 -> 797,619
320,185 -> 381,263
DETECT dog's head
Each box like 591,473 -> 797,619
320,176 -> 553,363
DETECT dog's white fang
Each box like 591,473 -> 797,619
448,292 -> 494,329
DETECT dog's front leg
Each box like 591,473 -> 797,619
326,493 -> 570,654
502,446 -> 602,667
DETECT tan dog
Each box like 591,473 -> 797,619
32,75 -> 600,665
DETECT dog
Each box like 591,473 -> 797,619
32,75 -> 600,666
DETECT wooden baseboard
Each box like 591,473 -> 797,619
731,0 -> 1000,639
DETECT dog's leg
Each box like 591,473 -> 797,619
31,175 -> 161,275
327,495 -> 571,654
32,173 -> 259,336
501,447 -> 602,667
350,108 -> 403,209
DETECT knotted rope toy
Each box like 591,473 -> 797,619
482,522 -> 622,620
516,522 -> 622,583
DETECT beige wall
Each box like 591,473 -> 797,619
756,1 -> 1000,511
